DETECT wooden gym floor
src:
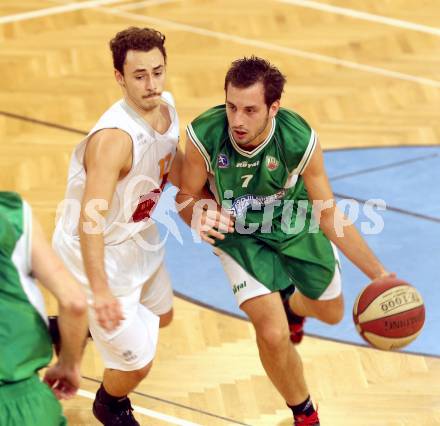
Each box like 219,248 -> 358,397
1,0 -> 439,424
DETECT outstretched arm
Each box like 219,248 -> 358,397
302,140 -> 390,280
79,128 -> 130,331
31,213 -> 88,399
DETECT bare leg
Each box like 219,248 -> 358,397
102,362 -> 152,397
241,293 -> 309,405
289,291 -> 344,325
102,309 -> 172,397
159,308 -> 173,328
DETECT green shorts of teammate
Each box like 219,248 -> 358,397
0,375 -> 66,426
215,229 -> 341,303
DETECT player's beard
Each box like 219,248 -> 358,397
238,113 -> 270,147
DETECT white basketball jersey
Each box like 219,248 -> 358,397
53,92 -> 179,293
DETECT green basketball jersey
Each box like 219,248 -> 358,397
187,105 -> 316,240
0,192 -> 52,385
187,106 -> 337,295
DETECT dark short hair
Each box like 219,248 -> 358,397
224,56 -> 286,107
110,27 -> 167,74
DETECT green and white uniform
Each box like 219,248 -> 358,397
0,192 -> 65,426
187,106 -> 341,304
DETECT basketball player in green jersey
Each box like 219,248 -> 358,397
0,192 -> 88,426
177,57 -> 394,425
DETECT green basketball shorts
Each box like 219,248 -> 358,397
215,231 -> 342,305
0,375 -> 66,426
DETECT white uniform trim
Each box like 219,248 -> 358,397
23,200 -> 32,273
12,201 -> 48,324
316,242 -> 342,300
215,249 -> 271,307
296,129 -> 317,175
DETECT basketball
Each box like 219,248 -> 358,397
353,277 -> 425,350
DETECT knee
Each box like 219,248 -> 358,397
256,325 -> 290,352
317,304 -> 344,325
159,309 -> 173,328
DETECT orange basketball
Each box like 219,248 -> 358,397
352,277 -> 425,350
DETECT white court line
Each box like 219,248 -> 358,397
97,7 -> 440,88
119,0 -> 179,11
279,0 -> 440,37
77,389 -> 202,426
0,0 -> 122,24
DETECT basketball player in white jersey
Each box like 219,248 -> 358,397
53,27 -> 182,425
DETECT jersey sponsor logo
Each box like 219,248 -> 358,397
228,190 -> 286,218
236,160 -> 260,168
232,281 -> 247,294
265,155 -> 279,171
131,173 -> 169,222
131,154 -> 172,222
136,133 -> 147,144
131,187 -> 162,222
122,350 -> 137,362
217,153 -> 229,168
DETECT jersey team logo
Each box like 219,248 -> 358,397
217,153 -> 229,168
266,155 -> 279,171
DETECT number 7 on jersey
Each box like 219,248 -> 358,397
240,174 -> 254,188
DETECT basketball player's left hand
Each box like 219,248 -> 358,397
44,362 -> 81,400
372,271 -> 397,283
197,205 -> 235,245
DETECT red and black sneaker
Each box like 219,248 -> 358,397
280,286 -> 306,344
294,409 -> 320,426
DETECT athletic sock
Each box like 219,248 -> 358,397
287,395 -> 315,417
96,384 -> 128,406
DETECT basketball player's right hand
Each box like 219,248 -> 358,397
199,206 -> 235,245
93,289 -> 125,331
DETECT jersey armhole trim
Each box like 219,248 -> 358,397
22,200 -> 32,274
298,129 -> 317,175
186,124 -> 212,173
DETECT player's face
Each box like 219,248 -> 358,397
226,82 -> 279,148
115,48 -> 166,112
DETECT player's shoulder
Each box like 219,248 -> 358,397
187,105 -> 228,142
276,108 -> 312,142
276,108 -> 315,151
0,191 -> 22,212
0,192 -> 24,247
85,128 -> 132,169
275,108 -> 317,172
0,191 -> 21,204
98,99 -> 126,119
